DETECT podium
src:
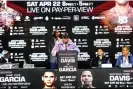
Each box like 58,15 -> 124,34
57,50 -> 78,89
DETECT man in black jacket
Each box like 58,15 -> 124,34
49,30 -> 61,69
49,30 -> 61,53
90,48 -> 110,67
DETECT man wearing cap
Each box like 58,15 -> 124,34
51,33 -> 80,56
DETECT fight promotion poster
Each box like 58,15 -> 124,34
0,0 -> 133,69
0,68 -> 133,89
0,69 -> 58,89
78,69 -> 133,88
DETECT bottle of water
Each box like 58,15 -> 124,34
98,61 -> 102,67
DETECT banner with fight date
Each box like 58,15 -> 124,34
0,69 -> 58,89
2,0 -> 133,68
0,68 -> 133,89
57,51 -> 78,89
78,69 -> 133,88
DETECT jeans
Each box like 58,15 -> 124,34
50,56 -> 57,69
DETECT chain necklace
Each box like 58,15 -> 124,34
114,6 -> 131,24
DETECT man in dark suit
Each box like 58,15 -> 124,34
90,48 -> 110,67
49,30 -> 61,69
49,31 -> 61,53
116,46 -> 133,68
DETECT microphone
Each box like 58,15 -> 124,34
65,44 -> 67,51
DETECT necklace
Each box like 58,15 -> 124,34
114,6 -> 131,24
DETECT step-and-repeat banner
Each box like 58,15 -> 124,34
0,0 -> 133,67
0,68 -> 133,89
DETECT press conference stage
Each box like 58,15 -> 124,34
1,0 -> 133,89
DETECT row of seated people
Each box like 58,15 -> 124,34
50,31 -> 133,68
90,46 -> 133,68
0,31 -> 132,68
0,46 -> 132,69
